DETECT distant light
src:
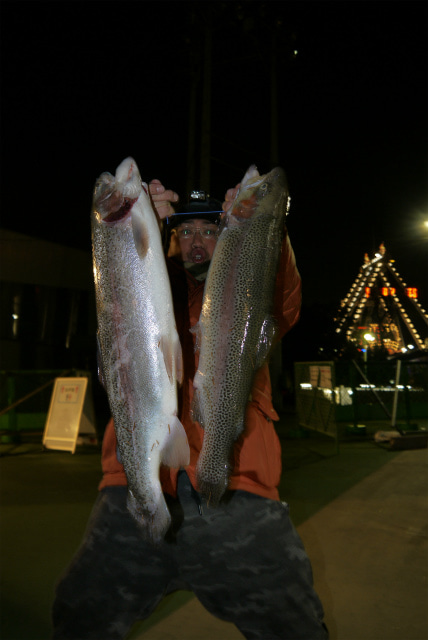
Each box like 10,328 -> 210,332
424,220 -> 428,229
364,333 -> 375,342
407,344 -> 415,350
12,314 -> 18,320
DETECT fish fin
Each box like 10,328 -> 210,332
173,329 -> 183,385
161,416 -> 190,469
159,333 -> 183,385
131,204 -> 150,258
189,321 -> 202,353
255,316 -> 278,369
235,416 -> 245,440
96,332 -> 106,388
190,386 -> 204,428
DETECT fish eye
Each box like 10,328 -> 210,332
260,182 -> 269,192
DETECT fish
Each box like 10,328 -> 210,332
192,165 -> 290,506
91,156 -> 189,543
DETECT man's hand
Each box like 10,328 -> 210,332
149,179 -> 179,220
222,184 -> 240,213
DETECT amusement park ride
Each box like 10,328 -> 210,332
294,245 -> 427,445
334,243 -> 428,356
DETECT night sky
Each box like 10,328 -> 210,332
1,0 -> 427,310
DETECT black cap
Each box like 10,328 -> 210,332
167,190 -> 223,228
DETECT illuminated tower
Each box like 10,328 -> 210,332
334,244 -> 428,355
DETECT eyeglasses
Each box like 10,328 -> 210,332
174,225 -> 219,239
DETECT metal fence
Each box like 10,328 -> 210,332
294,361 -> 337,438
294,359 -> 428,440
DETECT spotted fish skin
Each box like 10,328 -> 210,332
192,165 -> 289,506
91,157 -> 189,543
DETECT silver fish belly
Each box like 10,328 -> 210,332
91,157 -> 189,542
192,165 -> 289,505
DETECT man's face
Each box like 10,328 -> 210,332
168,218 -> 219,265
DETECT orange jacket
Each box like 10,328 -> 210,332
99,231 -> 301,501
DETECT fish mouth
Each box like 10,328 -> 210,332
95,190 -> 137,225
103,197 -> 137,224
190,248 -> 207,264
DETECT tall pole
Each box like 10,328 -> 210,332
270,31 -> 279,167
186,69 -> 198,198
270,29 -> 283,410
199,22 -> 212,192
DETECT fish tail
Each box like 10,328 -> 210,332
127,488 -> 172,545
195,454 -> 231,507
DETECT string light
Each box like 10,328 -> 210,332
334,244 -> 428,354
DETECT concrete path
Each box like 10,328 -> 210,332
130,448 -> 428,640
300,448 -> 428,640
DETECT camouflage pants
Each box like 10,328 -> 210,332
52,472 -> 328,640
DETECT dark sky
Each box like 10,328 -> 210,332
1,0 -> 427,308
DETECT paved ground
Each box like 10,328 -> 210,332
128,445 -> 428,640
299,449 -> 428,640
1,417 -> 427,640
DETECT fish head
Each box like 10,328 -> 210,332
226,165 -> 289,227
92,157 -> 144,226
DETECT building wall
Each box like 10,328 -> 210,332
0,229 -> 96,370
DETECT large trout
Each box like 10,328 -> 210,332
192,165 -> 289,505
91,157 -> 189,542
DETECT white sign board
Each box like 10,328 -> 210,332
43,377 -> 98,453
309,365 -> 333,389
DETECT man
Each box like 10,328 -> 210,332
52,180 -> 328,640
